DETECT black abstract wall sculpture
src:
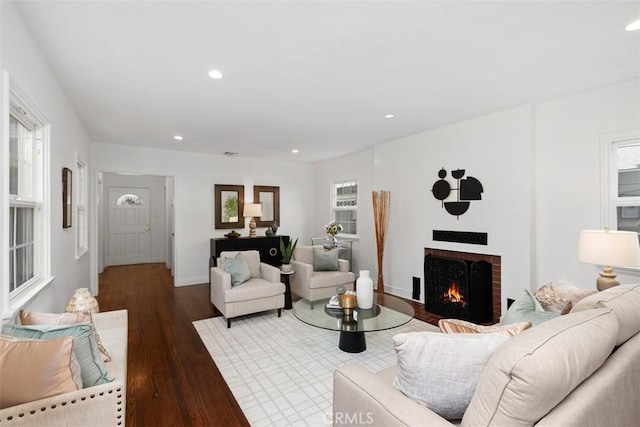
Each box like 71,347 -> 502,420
432,168 -> 483,218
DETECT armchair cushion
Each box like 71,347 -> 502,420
313,247 -> 340,271
223,256 -> 251,286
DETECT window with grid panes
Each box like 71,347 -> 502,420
332,181 -> 357,235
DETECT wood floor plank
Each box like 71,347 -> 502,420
97,263 -> 438,426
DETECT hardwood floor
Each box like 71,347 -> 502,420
97,263 -> 439,427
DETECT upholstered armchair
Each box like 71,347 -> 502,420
290,245 -> 355,308
210,250 -> 285,328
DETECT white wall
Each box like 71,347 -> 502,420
313,149 -> 375,274
1,2 -> 92,314
90,143 -> 314,286
372,105 -> 534,305
536,79 -> 640,287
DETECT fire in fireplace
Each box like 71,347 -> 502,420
424,254 -> 493,323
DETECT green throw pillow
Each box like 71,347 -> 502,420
223,256 -> 251,286
313,248 -> 340,271
2,323 -> 113,388
501,290 -> 560,326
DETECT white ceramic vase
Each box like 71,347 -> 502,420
356,270 -> 374,309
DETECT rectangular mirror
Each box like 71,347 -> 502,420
214,184 -> 244,229
253,185 -> 280,227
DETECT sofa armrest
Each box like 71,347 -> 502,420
92,309 -> 128,331
210,267 -> 231,306
260,263 -> 280,283
0,380 -> 125,426
291,261 -> 313,299
333,364 -> 454,427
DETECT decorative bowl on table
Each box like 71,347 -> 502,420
224,231 -> 241,238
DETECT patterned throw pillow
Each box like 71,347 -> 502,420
20,310 -> 112,362
439,318 -> 532,336
534,282 -> 594,314
393,331 -> 509,420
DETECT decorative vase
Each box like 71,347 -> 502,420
65,288 -> 100,313
356,270 -> 374,309
329,235 -> 338,248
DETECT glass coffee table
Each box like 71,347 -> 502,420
292,293 -> 415,353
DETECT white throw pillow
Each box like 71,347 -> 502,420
393,331 -> 509,420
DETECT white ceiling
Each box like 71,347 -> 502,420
12,1 -> 640,163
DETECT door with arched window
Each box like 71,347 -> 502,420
107,187 -> 151,266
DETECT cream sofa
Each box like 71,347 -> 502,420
0,309 -> 128,426
334,285 -> 640,426
290,245 -> 355,307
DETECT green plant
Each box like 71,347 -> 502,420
280,237 -> 298,264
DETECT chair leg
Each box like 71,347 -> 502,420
227,318 -> 231,328
278,308 -> 282,317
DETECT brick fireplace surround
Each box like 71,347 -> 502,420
425,248 -> 502,324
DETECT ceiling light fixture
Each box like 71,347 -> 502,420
384,114 -> 394,119
208,69 -> 223,79
292,149 -> 299,154
173,135 -> 183,141
626,20 -> 640,31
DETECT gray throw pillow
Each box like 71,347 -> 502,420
501,289 -> 560,326
223,256 -> 251,286
393,331 -> 509,420
313,248 -> 340,271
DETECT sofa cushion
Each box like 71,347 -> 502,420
220,250 -> 261,278
2,323 -> 113,388
313,247 -> 340,271
0,335 -> 80,409
223,256 -> 251,286
462,308 -> 618,427
393,331 -> 509,420
439,318 -> 532,336
572,284 -> 640,345
501,289 -> 560,326
309,271 -> 355,289
20,309 -> 112,362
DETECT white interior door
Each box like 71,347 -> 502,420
107,187 -> 151,266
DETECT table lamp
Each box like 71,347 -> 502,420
243,203 -> 262,237
578,228 -> 640,291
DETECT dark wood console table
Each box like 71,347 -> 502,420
209,235 -> 290,270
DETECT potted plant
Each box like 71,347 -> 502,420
280,237 -> 298,271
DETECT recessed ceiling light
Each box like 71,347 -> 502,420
384,114 -> 395,119
292,149 -> 299,154
208,69 -> 223,79
173,135 -> 183,141
224,151 -> 238,156
626,20 -> 640,31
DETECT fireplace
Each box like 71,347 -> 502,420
424,248 -> 501,324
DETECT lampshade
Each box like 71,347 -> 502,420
243,203 -> 262,218
578,229 -> 640,267
65,288 -> 100,314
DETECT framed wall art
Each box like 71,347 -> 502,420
253,185 -> 280,227
214,184 -> 245,229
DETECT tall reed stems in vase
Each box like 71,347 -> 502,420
372,190 -> 390,294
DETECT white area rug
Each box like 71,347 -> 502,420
193,309 -> 438,426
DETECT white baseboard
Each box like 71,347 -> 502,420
175,276 -> 208,287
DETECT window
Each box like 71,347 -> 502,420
75,155 -> 88,259
4,73 -> 51,311
332,180 -> 357,235
610,137 -> 640,234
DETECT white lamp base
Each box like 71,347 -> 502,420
249,217 -> 257,237
596,266 -> 619,291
